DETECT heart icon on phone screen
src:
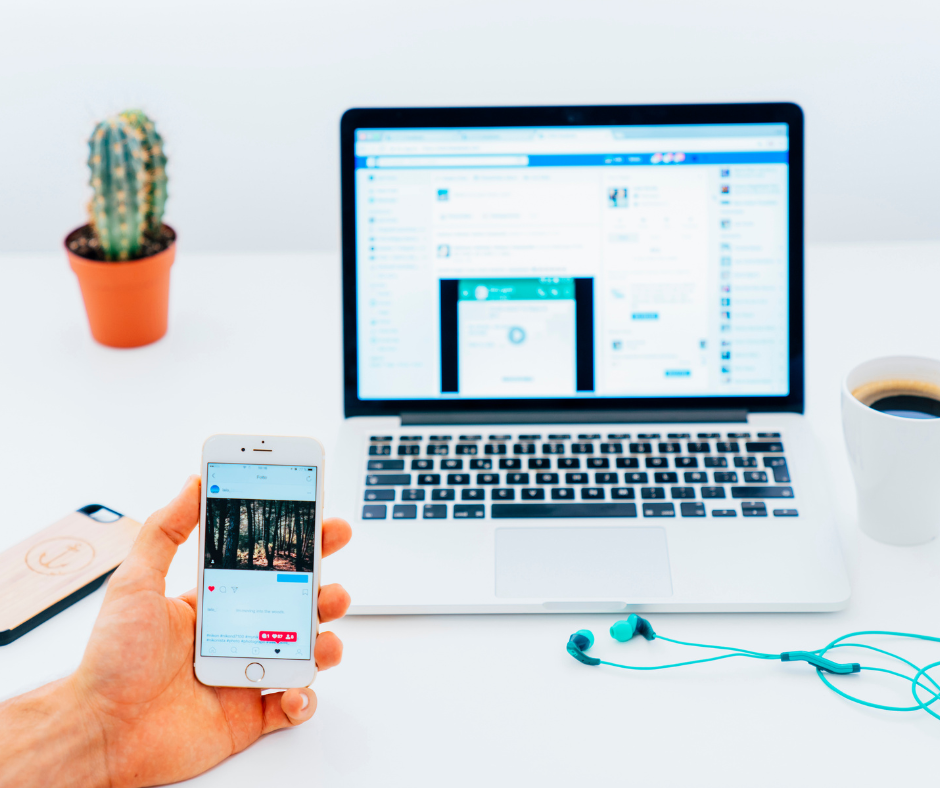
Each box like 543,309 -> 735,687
208,586 -> 215,592
275,648 -> 280,654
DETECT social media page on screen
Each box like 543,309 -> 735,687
201,463 -> 317,660
354,123 -> 790,400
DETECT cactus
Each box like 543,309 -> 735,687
86,110 -> 168,261
120,109 -> 168,236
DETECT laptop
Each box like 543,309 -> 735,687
329,103 -> 850,614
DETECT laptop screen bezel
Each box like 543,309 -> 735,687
340,103 -> 804,418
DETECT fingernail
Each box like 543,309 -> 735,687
300,693 -> 309,711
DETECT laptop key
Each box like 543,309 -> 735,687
595,472 -> 618,484
535,472 -> 558,484
492,488 -> 515,500
417,474 -> 440,485
668,433 -> 691,439
581,487 -> 605,500
675,457 -> 698,468
731,486 -> 794,499
642,503 -> 675,517
746,441 -> 784,453
454,504 -> 485,518
671,487 -> 695,499
402,489 -> 425,501
461,489 -> 485,500
430,435 -> 453,441
491,503 -> 637,518
477,473 -> 499,485
607,433 -> 630,439
364,489 -> 395,501
542,443 -> 565,455
558,458 -> 580,469
587,457 -> 610,468
611,487 -> 636,499
623,472 -> 648,484
645,457 -> 668,468
514,443 -> 536,455
456,444 -> 478,455
716,442 -> 739,453
369,445 -> 391,456
637,433 -> 660,439
687,442 -> 711,453
727,432 -> 750,439
773,509 -> 799,517
551,488 -> 575,500
500,458 -> 522,469
758,432 -> 781,438
681,502 -> 706,517
441,459 -> 463,470
658,442 -> 681,453
392,505 -> 417,519
528,458 -> 550,469
616,457 -> 640,469
641,487 -> 666,499
427,444 -> 449,456
370,436 -> 393,443
600,443 -> 623,454
764,456 -> 791,482
489,434 -> 511,441
362,505 -> 387,519
431,489 -> 455,501
742,503 -> 768,517
713,509 -> 737,517
470,458 -> 492,470
744,471 -> 768,483
447,473 -> 470,485
398,444 -> 420,455
572,443 -> 594,454
704,457 -> 728,468
366,474 -> 411,485
684,471 -> 707,483
734,456 -> 757,468
521,488 -> 545,500
423,504 -> 447,519
655,472 -> 678,484
508,473 -> 531,484
412,459 -> 434,470
701,486 -> 726,499
565,472 -> 588,484
698,432 -> 720,439
519,434 -> 542,441
548,434 -> 571,441
630,442 -> 652,454
485,443 -> 508,455
368,460 -> 405,470
714,471 -> 737,483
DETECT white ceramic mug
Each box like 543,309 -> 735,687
842,356 -> 940,545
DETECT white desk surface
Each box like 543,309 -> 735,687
2,242 -> 939,786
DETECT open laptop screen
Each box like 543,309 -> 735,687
351,121 -> 791,403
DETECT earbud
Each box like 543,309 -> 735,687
567,629 -> 600,666
610,614 -> 656,642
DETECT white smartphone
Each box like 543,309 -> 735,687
195,434 -> 324,689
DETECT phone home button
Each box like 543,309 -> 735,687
245,662 -> 265,682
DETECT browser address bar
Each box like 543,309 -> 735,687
372,155 -> 529,168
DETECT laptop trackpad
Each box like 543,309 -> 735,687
495,526 -> 673,599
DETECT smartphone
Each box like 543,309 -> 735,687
195,434 -> 325,688
0,505 -> 143,646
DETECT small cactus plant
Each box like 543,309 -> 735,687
86,110 -> 168,261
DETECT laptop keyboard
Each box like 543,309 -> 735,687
362,431 -> 796,521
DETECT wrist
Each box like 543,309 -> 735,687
0,676 -> 109,788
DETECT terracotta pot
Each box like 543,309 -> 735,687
65,225 -> 176,348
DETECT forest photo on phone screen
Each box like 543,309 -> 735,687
205,499 -> 316,572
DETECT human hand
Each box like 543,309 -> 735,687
0,476 -> 351,788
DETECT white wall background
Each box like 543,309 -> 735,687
1,0 -> 938,253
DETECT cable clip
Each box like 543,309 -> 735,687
780,651 -> 860,674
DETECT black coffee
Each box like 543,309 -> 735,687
869,395 -> 940,420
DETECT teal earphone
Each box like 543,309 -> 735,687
567,614 -> 940,720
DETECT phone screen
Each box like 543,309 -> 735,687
200,463 -> 318,661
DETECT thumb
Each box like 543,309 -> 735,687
114,476 -> 201,590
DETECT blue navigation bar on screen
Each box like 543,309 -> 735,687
356,151 -> 788,169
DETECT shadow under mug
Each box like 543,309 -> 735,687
842,356 -> 940,545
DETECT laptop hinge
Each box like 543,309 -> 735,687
400,409 -> 748,426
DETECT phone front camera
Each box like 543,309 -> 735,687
241,448 -> 245,452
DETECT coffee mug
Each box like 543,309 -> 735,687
842,356 -> 940,545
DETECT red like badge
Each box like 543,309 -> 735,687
259,631 -> 297,644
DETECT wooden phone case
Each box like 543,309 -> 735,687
0,505 -> 143,645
